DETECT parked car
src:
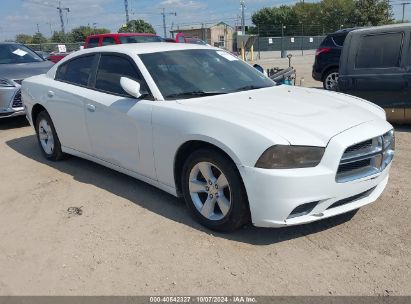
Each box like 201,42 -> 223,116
48,52 -> 71,63
163,33 -> 187,43
338,24 -> 411,124
312,28 -> 357,90
84,33 -> 162,48
22,43 -> 394,231
0,42 -> 54,118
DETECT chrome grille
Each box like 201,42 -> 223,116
336,130 -> 395,183
12,90 -> 22,108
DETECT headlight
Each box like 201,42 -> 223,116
0,78 -> 15,87
255,145 -> 325,169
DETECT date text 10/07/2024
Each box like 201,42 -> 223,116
149,297 -> 257,303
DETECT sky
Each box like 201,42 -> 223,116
0,0 -> 409,41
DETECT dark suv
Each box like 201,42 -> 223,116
312,28 -> 357,90
338,24 -> 411,123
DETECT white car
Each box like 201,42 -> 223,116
22,43 -> 395,232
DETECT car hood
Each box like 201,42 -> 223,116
0,61 -> 54,81
177,85 -> 386,147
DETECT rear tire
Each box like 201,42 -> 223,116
35,111 -> 65,161
181,148 -> 250,232
323,68 -> 339,91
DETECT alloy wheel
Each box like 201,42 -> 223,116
38,119 -> 55,155
324,72 -> 339,90
188,161 -> 231,221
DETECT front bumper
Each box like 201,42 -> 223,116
239,120 -> 393,228
0,85 -> 25,119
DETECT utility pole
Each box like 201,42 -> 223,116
124,0 -> 130,23
57,1 -> 69,34
36,23 -> 40,33
240,0 -> 245,35
401,3 -> 411,22
161,9 -> 176,38
46,22 -> 53,36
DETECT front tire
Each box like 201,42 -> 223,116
35,111 -> 65,161
323,68 -> 339,91
182,149 -> 250,232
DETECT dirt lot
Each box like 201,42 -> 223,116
0,67 -> 410,295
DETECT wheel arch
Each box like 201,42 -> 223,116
321,65 -> 339,81
173,139 -> 242,197
31,104 -> 48,128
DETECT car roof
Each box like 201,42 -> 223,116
329,27 -> 361,36
88,33 -> 159,38
347,23 -> 411,34
73,42 -> 218,56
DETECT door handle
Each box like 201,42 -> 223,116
47,91 -> 54,98
86,104 -> 96,112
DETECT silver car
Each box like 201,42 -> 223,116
0,42 -> 54,118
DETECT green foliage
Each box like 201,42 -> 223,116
15,34 -> 33,44
353,0 -> 393,26
31,32 -> 47,44
68,26 -> 110,42
118,19 -> 156,34
50,31 -> 68,43
251,0 -> 394,36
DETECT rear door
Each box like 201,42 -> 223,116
84,53 -> 156,178
345,31 -> 407,108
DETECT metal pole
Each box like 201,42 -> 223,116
124,0 -> 129,23
281,24 -> 284,58
162,8 -> 167,38
240,0 -> 245,35
58,2 -> 65,33
301,23 -> 304,56
402,3 -> 406,22
257,24 -> 260,60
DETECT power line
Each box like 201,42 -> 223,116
161,8 -> 176,38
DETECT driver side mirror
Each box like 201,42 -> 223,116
120,77 -> 143,99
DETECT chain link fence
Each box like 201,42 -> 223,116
26,42 -> 83,53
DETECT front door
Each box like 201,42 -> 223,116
84,53 -> 155,178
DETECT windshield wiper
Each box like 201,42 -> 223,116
165,91 -> 227,99
232,85 -> 266,92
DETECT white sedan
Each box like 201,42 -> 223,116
22,43 -> 395,231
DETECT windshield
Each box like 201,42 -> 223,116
119,35 -> 162,44
0,44 -> 44,64
140,49 -> 275,99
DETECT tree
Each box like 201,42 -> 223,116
15,34 -> 33,44
69,25 -> 110,42
353,0 -> 393,26
50,31 -> 67,43
251,6 -> 299,36
31,32 -> 47,44
320,0 -> 356,32
118,19 -> 156,34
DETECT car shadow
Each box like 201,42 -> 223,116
6,134 -> 357,246
0,116 -> 29,130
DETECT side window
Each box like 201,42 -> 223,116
95,54 -> 145,96
102,37 -> 116,46
87,37 -> 99,48
56,55 -> 94,86
356,32 -> 403,69
332,34 -> 347,47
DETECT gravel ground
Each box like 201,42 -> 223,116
0,65 -> 410,295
